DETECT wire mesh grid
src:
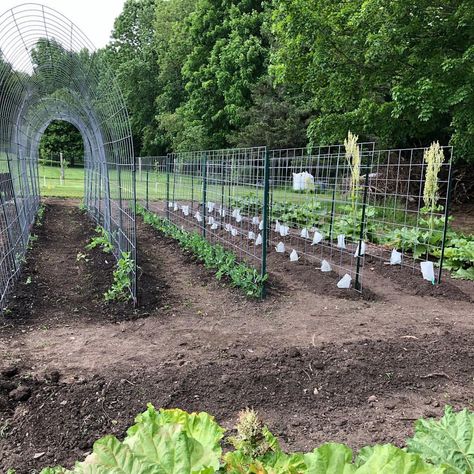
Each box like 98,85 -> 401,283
363,146 -> 453,282
267,143 -> 375,290
141,148 -> 270,276
0,3 -> 137,309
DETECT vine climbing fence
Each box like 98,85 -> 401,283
137,141 -> 453,294
0,3 -> 137,311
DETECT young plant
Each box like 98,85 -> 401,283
104,251 -> 133,302
85,226 -> 113,253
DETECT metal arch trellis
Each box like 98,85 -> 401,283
0,3 -> 137,310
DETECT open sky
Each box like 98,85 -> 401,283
0,1 -> 126,48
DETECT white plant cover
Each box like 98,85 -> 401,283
182,205 -> 189,216
390,249 -> 402,265
279,225 -> 289,237
275,242 -> 285,253
248,231 -> 256,240
255,234 -> 262,245
173,202 -> 179,211
232,208 -> 240,219
208,216 -> 215,225
235,214 -> 242,223
337,234 -> 346,249
211,223 -> 218,230
194,211 -> 202,222
275,220 -> 281,232
320,260 -> 332,272
312,231 -> 323,245
252,216 -> 260,225
420,261 -> 435,282
259,220 -> 264,230
231,227 -> 238,237
168,201 -> 173,208
219,208 -> 226,217
300,228 -> 310,239
337,273 -> 352,289
293,171 -> 315,191
354,241 -> 366,257
207,202 -> 215,213
290,249 -> 299,262
225,223 -> 232,232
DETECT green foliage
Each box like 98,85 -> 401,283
407,405 -> 474,473
39,120 -> 84,167
271,0 -> 474,164
37,405 -> 474,473
137,206 -> 266,297
104,252 -> 134,302
85,226 -> 114,254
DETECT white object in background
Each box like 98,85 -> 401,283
231,227 -> 238,237
259,220 -> 264,230
194,211 -> 202,222
255,234 -> 262,245
248,231 -> 256,241
182,205 -> 189,216
337,234 -> 346,249
252,216 -> 260,225
211,223 -> 218,230
232,208 -> 240,219
219,208 -> 226,217
312,231 -> 323,245
208,216 -> 215,225
300,228 -> 310,239
168,201 -> 173,208
275,220 -> 281,232
235,214 -> 242,223
320,260 -> 332,272
354,241 -> 366,257
279,225 -> 289,237
207,202 -> 215,213
275,242 -> 285,253
390,249 -> 402,265
225,223 -> 232,232
173,202 -> 179,211
292,171 -> 315,191
337,274 -> 352,289
421,261 -> 435,282
290,249 -> 299,262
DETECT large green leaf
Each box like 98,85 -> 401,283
407,406 -> 474,473
304,443 -> 355,473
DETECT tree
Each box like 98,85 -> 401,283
39,120 -> 84,166
272,0 -> 474,162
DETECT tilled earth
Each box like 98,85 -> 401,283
1,201 -> 473,473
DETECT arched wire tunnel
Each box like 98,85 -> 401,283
0,4 -> 137,309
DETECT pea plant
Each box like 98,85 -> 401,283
85,226 -> 114,254
104,251 -> 133,302
137,206 -> 267,297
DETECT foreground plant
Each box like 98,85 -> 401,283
104,251 -> 133,302
86,226 -> 114,254
26,405 -> 474,473
137,206 -> 266,298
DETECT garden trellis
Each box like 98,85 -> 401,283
138,140 -> 453,293
0,4 -> 137,310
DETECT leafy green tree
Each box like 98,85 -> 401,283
39,120 -> 84,166
106,0 -> 161,155
272,0 -> 474,162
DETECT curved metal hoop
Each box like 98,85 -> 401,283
0,3 -> 137,309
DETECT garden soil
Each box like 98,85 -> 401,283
1,200 -> 473,473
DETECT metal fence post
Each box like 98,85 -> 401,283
166,154 -> 171,220
261,147 -> 270,298
145,168 -> 149,210
202,151 -> 208,238
354,166 -> 370,291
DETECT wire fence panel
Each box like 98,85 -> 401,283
363,146 -> 453,282
0,4 -> 137,310
138,140 -> 453,294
